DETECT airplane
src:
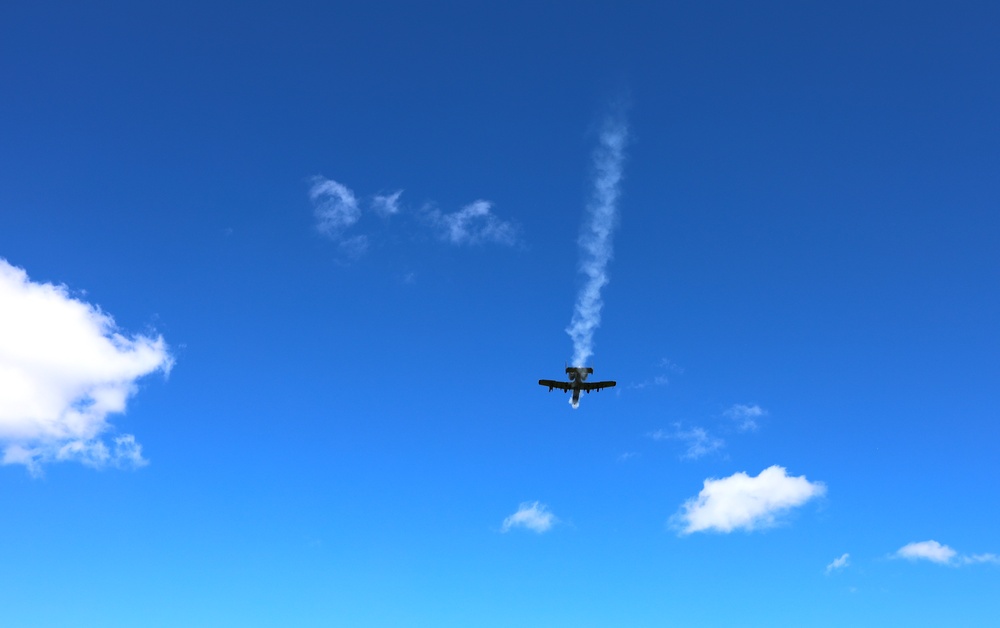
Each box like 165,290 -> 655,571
539,367 -> 616,408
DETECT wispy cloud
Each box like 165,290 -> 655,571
309,178 -> 518,256
371,190 -> 403,216
340,234 -> 370,260
649,424 -> 724,460
826,553 -> 850,574
0,259 -> 172,475
628,375 -> 670,390
963,553 -> 1000,565
894,541 -> 999,566
658,358 -> 684,374
677,427 -> 724,460
628,358 -> 681,390
566,111 -> 628,367
310,177 -> 361,236
501,501 -> 557,533
673,465 -> 826,534
428,200 -> 518,246
724,403 -> 766,431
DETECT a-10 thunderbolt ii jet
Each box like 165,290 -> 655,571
539,367 -> 616,408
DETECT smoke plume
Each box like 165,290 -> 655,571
566,113 -> 628,367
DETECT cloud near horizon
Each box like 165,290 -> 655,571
0,259 -> 173,475
674,465 -> 826,534
501,501 -> 557,533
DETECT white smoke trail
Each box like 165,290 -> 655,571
566,114 -> 628,367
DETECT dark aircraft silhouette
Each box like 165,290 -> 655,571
539,367 -> 616,408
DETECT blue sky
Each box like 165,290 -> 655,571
2,1 -> 998,625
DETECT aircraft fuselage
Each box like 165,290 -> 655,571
538,366 -> 616,408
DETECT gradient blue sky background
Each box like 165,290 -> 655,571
2,2 -> 998,626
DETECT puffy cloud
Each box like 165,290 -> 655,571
429,200 -> 518,246
674,465 -> 826,534
895,540 -> 957,564
724,403 -> 766,431
892,541 -> 1000,566
826,553 -> 850,574
501,501 -> 557,533
0,259 -> 172,475
310,177 -> 361,236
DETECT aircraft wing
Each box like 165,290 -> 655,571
580,380 -> 616,391
539,379 -> 572,391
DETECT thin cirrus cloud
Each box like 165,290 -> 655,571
825,553 -> 850,574
894,540 -> 1000,566
649,424 -> 724,460
426,200 -> 518,246
501,501 -> 557,533
308,176 -> 519,255
0,259 -> 173,475
724,403 -> 766,431
673,465 -> 826,534
310,177 -> 361,236
628,375 -> 670,390
371,190 -> 403,216
628,358 -> 681,390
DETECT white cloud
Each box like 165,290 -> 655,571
892,541 -> 1000,566
724,403 -> 766,431
674,465 -> 826,534
501,501 -> 557,533
0,259 -> 172,475
310,177 -> 361,236
429,200 -> 518,246
826,553 -> 850,574
371,190 -> 403,216
895,540 -> 957,564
